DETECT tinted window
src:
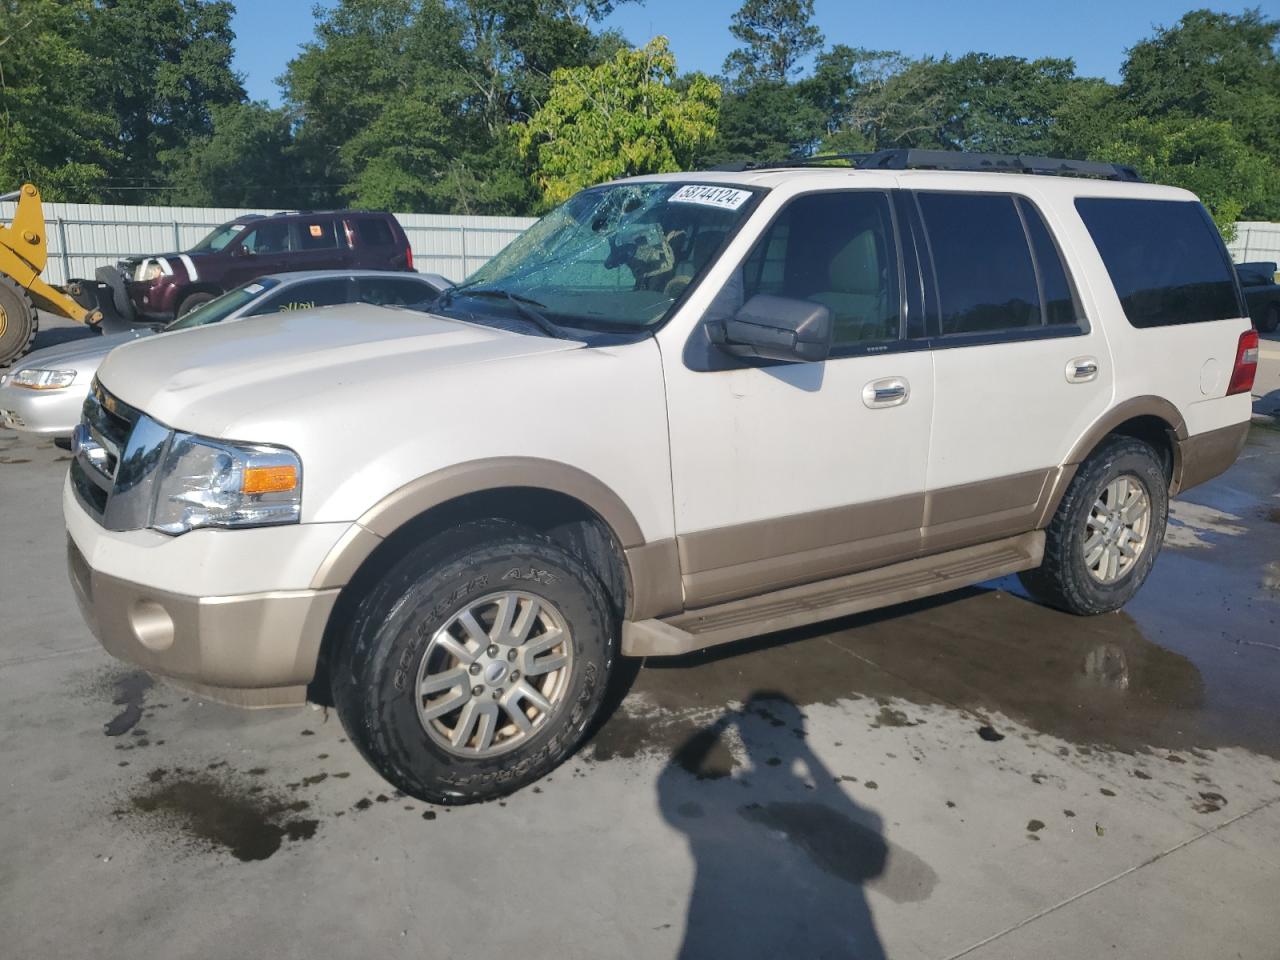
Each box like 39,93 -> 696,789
352,218 -> 395,247
295,218 -> 341,251
240,220 -> 292,254
165,279 -> 281,330
1075,198 -> 1241,328
741,192 -> 900,346
250,278 -> 350,314
918,193 -> 1039,335
357,276 -> 437,306
1019,198 -> 1077,326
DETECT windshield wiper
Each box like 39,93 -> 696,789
451,288 -> 562,338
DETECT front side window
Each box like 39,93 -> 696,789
445,182 -> 759,330
1075,198 -> 1242,328
918,193 -> 1041,335
251,278 -> 351,314
240,220 -> 292,255
740,191 -> 900,346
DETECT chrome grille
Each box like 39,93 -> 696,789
70,381 -> 170,530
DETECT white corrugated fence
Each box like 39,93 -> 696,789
0,199 -> 536,286
4,198 -> 1279,286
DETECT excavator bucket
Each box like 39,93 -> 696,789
0,183 -> 102,366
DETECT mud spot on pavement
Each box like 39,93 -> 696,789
103,671 -> 154,737
740,801 -> 936,903
673,725 -> 739,780
1194,791 -> 1227,814
122,768 -> 318,861
871,706 -> 919,728
977,725 -> 1005,742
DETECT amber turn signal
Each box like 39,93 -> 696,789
241,465 -> 298,495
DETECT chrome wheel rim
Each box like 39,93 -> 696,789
1083,474 -> 1152,584
415,591 -> 573,758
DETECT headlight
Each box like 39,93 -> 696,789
134,260 -> 165,282
10,368 -> 77,390
151,433 -> 302,534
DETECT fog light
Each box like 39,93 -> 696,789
129,599 -> 174,651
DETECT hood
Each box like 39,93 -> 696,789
95,303 -> 585,437
12,329 -> 155,371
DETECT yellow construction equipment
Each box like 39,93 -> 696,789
0,183 -> 102,367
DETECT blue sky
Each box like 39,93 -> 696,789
232,0 -> 1278,105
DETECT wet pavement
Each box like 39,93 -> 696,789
1,413 -> 1278,959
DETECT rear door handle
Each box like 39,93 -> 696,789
1066,357 -> 1100,383
863,377 -> 909,408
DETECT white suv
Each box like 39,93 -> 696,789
64,151 -> 1258,803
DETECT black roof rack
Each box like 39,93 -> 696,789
713,149 -> 1143,182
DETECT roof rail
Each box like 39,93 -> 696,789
713,149 -> 1143,182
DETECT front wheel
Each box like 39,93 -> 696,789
332,521 -> 616,804
1019,437 -> 1168,616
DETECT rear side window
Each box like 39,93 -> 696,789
294,218 -> 342,251
917,193 -> 1040,335
1075,198 -> 1242,328
357,276 -> 436,306
352,218 -> 395,247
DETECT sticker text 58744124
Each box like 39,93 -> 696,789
669,185 -> 753,211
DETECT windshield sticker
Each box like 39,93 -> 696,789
245,283 -> 264,294
669,185 -> 752,210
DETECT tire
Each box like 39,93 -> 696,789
0,275 -> 38,367
176,291 -> 216,317
1261,304 -> 1280,335
332,520 -> 616,804
1019,436 -> 1168,616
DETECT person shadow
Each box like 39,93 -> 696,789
658,691 -> 889,960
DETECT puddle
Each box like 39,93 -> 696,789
120,767 -> 319,861
1164,501 -> 1248,548
588,427 -> 1280,762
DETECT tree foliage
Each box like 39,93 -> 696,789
722,0 -> 823,88
518,37 -> 719,206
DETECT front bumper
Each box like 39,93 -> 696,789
64,478 -> 351,706
0,383 -> 86,437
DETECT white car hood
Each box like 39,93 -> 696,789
95,303 -> 585,437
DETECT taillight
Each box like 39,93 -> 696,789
404,244 -> 414,271
1227,329 -> 1259,396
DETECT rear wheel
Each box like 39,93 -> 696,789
1019,436 -> 1168,615
1261,304 -> 1280,335
0,275 -> 38,367
176,291 -> 216,317
332,520 -> 616,804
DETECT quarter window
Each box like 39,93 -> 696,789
741,191 -> 900,346
917,193 -> 1041,335
1075,198 -> 1242,328
352,218 -> 395,247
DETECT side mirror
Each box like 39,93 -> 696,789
717,294 -> 833,363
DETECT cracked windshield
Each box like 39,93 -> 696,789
451,182 -> 759,329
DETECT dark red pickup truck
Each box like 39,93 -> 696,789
96,209 -> 414,322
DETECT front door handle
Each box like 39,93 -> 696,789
863,377 -> 909,408
1066,357 -> 1100,383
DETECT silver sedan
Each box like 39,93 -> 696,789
0,269 -> 449,439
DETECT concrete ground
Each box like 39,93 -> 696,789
2,318 -> 1280,959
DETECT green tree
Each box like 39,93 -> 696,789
709,81 -> 826,163
0,0 -> 117,198
1096,117 -> 1276,240
723,0 -> 823,88
158,102 -> 296,207
518,37 -> 720,206
87,0 -> 245,202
